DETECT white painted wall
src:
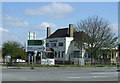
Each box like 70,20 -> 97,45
46,37 -> 66,61
46,37 -> 87,61
65,38 -> 86,61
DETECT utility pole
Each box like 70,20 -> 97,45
28,54 -> 31,65
41,52 -> 42,61
34,51 -> 37,64
117,2 -> 120,71
31,55 -> 34,69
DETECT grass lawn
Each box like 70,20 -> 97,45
1,64 -> 118,67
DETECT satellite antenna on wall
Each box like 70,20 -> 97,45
28,31 -> 36,40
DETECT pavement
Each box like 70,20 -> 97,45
1,67 -> 120,81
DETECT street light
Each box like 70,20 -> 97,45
30,52 -> 34,70
31,55 -> 34,69
34,51 -> 37,64
28,53 -> 31,65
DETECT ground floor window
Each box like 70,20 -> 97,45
88,54 -> 91,58
74,51 -> 80,58
54,51 -> 57,57
58,51 -> 60,58
62,51 -> 65,58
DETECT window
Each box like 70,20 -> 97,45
87,53 -> 91,58
59,42 -> 63,46
74,51 -> 80,58
54,51 -> 57,57
51,43 -> 56,47
62,51 -> 65,58
58,51 -> 60,58
46,43 -> 49,47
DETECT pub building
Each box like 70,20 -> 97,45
26,24 -> 118,65
45,24 -> 89,64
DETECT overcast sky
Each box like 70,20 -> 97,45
1,2 -> 118,46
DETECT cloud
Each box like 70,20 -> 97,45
25,3 -> 73,18
110,23 -> 118,35
3,15 -> 29,28
34,22 -> 58,30
0,27 -> 19,46
5,21 -> 29,28
0,27 -> 9,32
3,15 -> 19,21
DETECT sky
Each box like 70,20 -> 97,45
1,2 -> 118,46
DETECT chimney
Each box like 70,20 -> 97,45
69,24 -> 74,37
47,27 -> 51,38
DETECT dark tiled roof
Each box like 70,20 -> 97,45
73,31 -> 90,42
47,28 -> 70,38
45,48 -> 54,53
47,28 -> 90,43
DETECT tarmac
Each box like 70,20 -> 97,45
2,66 -> 119,81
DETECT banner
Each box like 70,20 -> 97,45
41,59 -> 55,65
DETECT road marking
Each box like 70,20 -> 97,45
67,76 -> 94,79
90,72 -> 118,75
93,76 -> 109,77
67,75 -> 110,79
67,77 -> 81,78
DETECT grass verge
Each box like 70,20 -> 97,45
1,64 -> 118,67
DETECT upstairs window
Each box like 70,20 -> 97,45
59,42 -> 63,46
74,51 -> 80,58
46,43 -> 49,47
51,43 -> 56,47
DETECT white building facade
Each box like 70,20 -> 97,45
46,24 -> 87,62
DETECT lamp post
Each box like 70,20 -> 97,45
39,52 -> 43,65
34,51 -> 37,64
31,55 -> 34,69
28,54 -> 31,65
41,52 -> 42,64
30,52 -> 34,70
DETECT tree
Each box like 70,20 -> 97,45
2,41 -> 26,62
75,16 -> 118,65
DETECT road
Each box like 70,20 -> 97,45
2,67 -> 119,81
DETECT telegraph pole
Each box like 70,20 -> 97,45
117,44 -> 120,71
117,2 -> 120,71
34,51 -> 37,64
41,52 -> 42,64
31,55 -> 34,69
28,54 -> 31,65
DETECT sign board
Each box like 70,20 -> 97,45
28,40 -> 44,46
27,46 -> 45,52
74,58 -> 85,66
79,58 -> 85,66
16,59 -> 25,62
41,59 -> 55,65
26,40 -> 45,52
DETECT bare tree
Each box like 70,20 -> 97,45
75,16 -> 118,65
